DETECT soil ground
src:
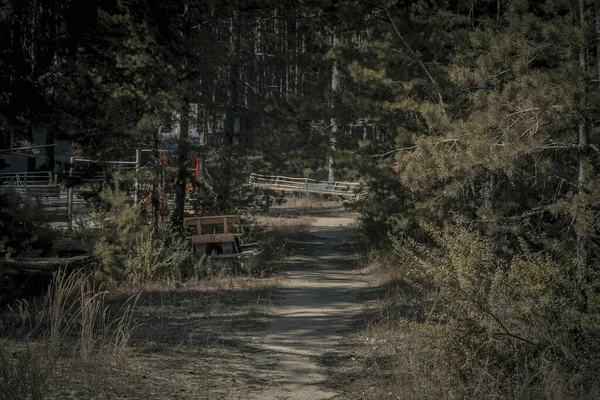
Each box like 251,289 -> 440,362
1,200 -> 377,399
123,202 -> 374,399
242,212 -> 367,399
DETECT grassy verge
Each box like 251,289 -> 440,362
335,244 -> 600,400
0,203 -> 315,399
0,269 -> 139,400
0,269 -> 283,399
330,256 -> 453,400
264,195 -> 347,218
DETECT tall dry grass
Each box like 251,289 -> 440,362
266,196 -> 345,218
0,342 -> 56,400
0,269 -> 139,399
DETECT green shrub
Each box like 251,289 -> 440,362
394,223 -> 600,398
90,181 -> 192,285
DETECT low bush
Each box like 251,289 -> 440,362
90,182 -> 192,286
384,223 -> 600,399
0,192 -> 58,257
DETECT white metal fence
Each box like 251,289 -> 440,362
248,173 -> 366,199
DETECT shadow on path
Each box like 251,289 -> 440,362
244,215 -> 372,399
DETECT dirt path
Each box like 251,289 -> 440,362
29,208 -> 370,400
245,214 -> 367,399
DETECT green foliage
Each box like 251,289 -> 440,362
241,217 -> 289,265
187,146 -> 281,215
188,181 -> 278,216
0,193 -> 61,304
394,223 -> 600,397
91,182 -> 191,285
5,0 -> 600,395
342,1 -> 600,396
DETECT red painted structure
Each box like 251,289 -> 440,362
158,140 -> 202,220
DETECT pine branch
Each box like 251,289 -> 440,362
370,146 -> 417,159
371,138 -> 460,159
501,206 -> 552,221
450,279 -> 540,347
383,5 -> 446,114
540,142 -> 599,152
432,138 -> 458,149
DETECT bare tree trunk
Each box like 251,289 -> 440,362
483,173 -> 496,212
596,1 -> 600,81
294,10 -> 299,96
151,127 -> 160,227
217,13 -> 240,212
576,0 -> 590,300
497,0 -> 501,20
329,33 -> 340,182
172,105 -> 190,228
172,4 -> 193,228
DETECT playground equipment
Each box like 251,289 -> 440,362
184,215 -> 263,273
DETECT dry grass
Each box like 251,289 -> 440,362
251,201 -> 319,267
0,269 -> 140,400
90,270 -> 284,398
256,196 -> 351,255
265,195 -> 346,218
0,267 -> 284,399
0,342 -> 56,400
323,256 -> 456,400
257,214 -> 312,242
332,253 -> 600,400
346,299 -> 453,399
0,197 -> 357,399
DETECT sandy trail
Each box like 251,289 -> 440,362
1,208 -> 370,400
246,215 -> 366,399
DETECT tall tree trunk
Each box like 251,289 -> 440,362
172,105 -> 190,228
596,0 -> 600,81
172,3 -> 193,229
151,127 -> 160,228
217,13 -> 240,212
576,0 -> 590,300
329,33 -> 340,182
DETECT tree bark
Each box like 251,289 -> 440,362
217,13 -> 240,213
596,1 -> 600,81
151,127 -> 160,228
576,0 -> 590,300
329,33 -> 340,182
172,105 -> 190,228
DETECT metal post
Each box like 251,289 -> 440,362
134,149 -> 141,204
67,156 -> 74,229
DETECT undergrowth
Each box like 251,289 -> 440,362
0,269 -> 138,400
352,224 -> 600,400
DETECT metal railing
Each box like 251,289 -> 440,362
0,171 -> 56,187
249,173 -> 365,198
0,171 -> 61,198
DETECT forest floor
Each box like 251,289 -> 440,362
3,199 -> 389,400
242,204 -> 368,399
117,199 -> 378,399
